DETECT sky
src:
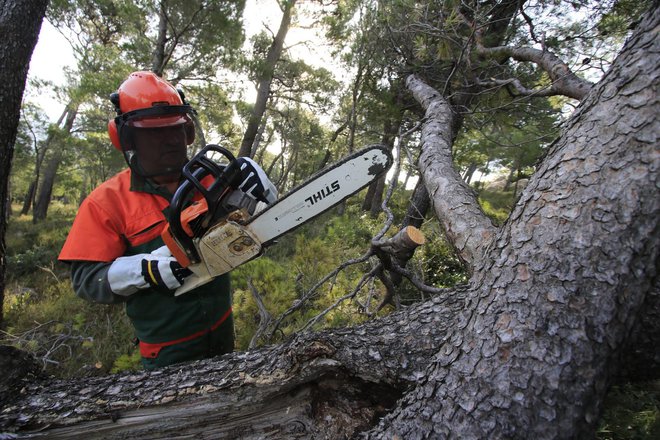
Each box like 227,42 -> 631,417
27,20 -> 76,121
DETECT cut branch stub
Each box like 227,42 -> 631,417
372,226 -> 426,309
373,226 -> 426,263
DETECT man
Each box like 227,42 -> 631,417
59,71 -> 276,369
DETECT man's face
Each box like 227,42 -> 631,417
132,124 -> 189,183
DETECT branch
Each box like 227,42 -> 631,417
475,43 -> 594,100
406,74 -> 496,270
372,226 -> 427,309
300,264 -> 382,333
264,251 -> 374,340
247,279 -> 272,350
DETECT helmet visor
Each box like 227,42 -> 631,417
129,114 -> 190,128
117,104 -> 193,129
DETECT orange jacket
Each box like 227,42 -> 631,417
59,169 -> 169,262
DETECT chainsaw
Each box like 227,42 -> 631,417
161,144 -> 393,295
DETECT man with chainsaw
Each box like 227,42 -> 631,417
59,71 -> 277,370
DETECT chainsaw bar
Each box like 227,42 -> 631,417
247,145 -> 393,245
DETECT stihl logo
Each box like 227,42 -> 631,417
305,180 -> 340,205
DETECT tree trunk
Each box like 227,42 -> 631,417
238,0 -> 296,158
150,0 -> 168,76
406,74 -> 497,269
368,175 -> 386,218
363,111 -> 401,215
0,0 -> 50,328
401,180 -> 430,229
20,180 -> 36,215
462,162 -> 478,184
1,5 -> 658,440
20,105 -> 67,216
32,104 -> 78,222
369,8 -> 659,438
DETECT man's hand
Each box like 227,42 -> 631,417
107,246 -> 192,296
236,157 -> 278,205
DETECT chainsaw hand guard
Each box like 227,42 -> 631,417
164,145 -> 243,266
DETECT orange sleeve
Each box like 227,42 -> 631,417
59,197 -> 127,262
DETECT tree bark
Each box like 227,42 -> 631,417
368,8 -> 659,438
238,0 -> 296,158
0,0 -> 50,327
0,291 -> 467,437
475,43 -> 594,100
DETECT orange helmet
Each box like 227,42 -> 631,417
107,71 -> 195,151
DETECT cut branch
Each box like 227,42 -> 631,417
372,226 -> 426,310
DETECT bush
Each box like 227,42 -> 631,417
3,204 -> 136,377
5,206 -> 73,281
3,279 -> 135,378
598,381 -> 660,440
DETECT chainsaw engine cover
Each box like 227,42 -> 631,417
196,210 -> 262,277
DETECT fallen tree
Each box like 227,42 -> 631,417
1,4 -> 658,440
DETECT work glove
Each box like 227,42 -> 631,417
107,246 -> 192,296
236,157 -> 278,205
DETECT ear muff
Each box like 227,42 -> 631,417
108,119 -> 122,151
184,120 -> 195,145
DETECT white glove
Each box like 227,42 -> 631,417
236,157 -> 278,205
107,246 -> 192,296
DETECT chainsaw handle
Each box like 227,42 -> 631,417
180,144 -> 236,199
169,145 -> 243,263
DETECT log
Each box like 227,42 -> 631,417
0,292 -> 467,438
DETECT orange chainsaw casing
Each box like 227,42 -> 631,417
161,199 -> 210,268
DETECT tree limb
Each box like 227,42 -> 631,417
406,74 -> 496,270
475,43 -> 594,100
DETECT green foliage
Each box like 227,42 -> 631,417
232,257 -> 293,349
598,0 -> 652,39
111,350 -> 142,374
5,204 -> 74,278
597,381 -> 660,440
477,189 -> 516,225
415,227 -> 467,291
3,206 -> 135,378
3,277 -> 135,378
